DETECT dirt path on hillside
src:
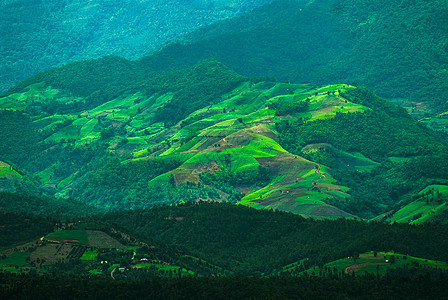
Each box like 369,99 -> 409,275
345,262 -> 389,274
312,165 -> 327,187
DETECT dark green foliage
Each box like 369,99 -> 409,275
28,143 -> 102,184
5,57 -> 244,121
85,158 -> 182,190
200,165 -> 271,186
72,158 -> 221,209
301,147 -> 336,167
14,56 -> 140,98
0,110 -> 42,165
2,272 -> 448,299
152,59 -> 245,125
276,109 -> 438,162
274,89 -> 448,216
0,210 -> 54,247
0,192 -> 102,216
269,98 -> 309,116
0,58 -> 245,208
0,0 -> 270,92
340,87 -> 409,118
7,56 -> 150,111
199,178 -> 244,204
104,202 -> 448,276
72,158 -> 183,209
141,0 -> 448,109
333,152 -> 448,216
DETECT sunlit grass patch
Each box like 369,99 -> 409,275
0,252 -> 31,267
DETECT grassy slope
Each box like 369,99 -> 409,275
142,0 -> 448,111
1,224 -> 229,277
0,70 -> 364,217
0,161 -> 22,181
385,185 -> 448,224
149,83 -> 364,218
301,251 -> 447,277
2,58 -> 446,219
2,71 -> 430,219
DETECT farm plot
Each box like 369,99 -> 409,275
86,230 -> 128,250
45,230 -> 88,245
0,251 -> 30,267
30,243 -> 85,265
304,251 -> 448,277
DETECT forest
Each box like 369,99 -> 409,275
2,272 -> 448,299
0,0 -> 271,92
102,202 -> 448,276
2,1 -> 448,296
0,210 -> 54,247
143,0 -> 448,111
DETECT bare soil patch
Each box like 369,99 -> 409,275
197,137 -> 221,150
345,262 -> 389,274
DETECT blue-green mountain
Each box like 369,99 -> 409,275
0,0 -> 272,92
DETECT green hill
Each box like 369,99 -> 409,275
0,218 -> 230,277
0,192 -> 103,216
301,251 -> 448,277
2,204 -> 447,278
141,0 -> 448,112
0,210 -> 54,248
1,58 -> 448,219
102,202 -> 448,276
383,185 -> 448,224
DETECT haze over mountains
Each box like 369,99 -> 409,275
0,0 -> 272,92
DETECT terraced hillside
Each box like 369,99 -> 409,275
0,221 -> 227,277
1,58 -> 447,220
382,185 -> 448,224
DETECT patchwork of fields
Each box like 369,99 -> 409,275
0,227 -> 228,277
302,251 -> 448,277
0,80 -> 366,217
2,77 -> 446,222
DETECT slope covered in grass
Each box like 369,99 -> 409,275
1,58 -> 448,219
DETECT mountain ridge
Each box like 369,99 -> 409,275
1,58 -> 448,221
0,0 -> 272,92
141,0 -> 448,112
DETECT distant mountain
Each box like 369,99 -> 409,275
0,0 -> 272,92
141,0 -> 448,112
1,57 -> 447,220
